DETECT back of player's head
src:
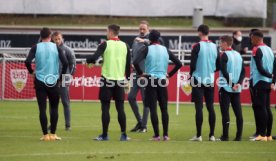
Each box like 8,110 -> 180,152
220,35 -> 233,46
249,28 -> 260,37
251,30 -> 263,38
149,30 -> 160,42
40,27 -> 52,39
197,24 -> 209,35
108,24 -> 120,36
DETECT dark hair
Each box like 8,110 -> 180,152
52,31 -> 62,37
249,28 -> 260,37
40,27 -> 52,39
251,30 -> 263,38
197,24 -> 209,35
149,29 -> 160,42
108,24 -> 120,36
220,35 -> 233,46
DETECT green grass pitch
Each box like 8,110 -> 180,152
0,101 -> 275,161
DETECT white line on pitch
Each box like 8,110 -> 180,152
0,135 -> 79,139
0,151 -> 276,158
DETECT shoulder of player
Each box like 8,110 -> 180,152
220,51 -> 228,60
63,45 -> 75,54
99,40 -> 107,45
31,44 -> 37,50
232,49 -> 242,56
252,46 -> 261,56
192,42 -> 200,50
97,41 -> 107,50
124,42 -> 131,50
28,44 -> 37,55
157,44 -> 169,51
56,44 -> 66,51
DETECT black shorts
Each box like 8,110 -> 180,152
219,87 -> 241,108
252,87 -> 271,107
34,78 -> 60,106
191,85 -> 214,104
252,81 -> 271,107
99,77 -> 125,101
34,78 -> 59,93
144,77 -> 168,108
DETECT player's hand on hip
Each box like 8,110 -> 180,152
187,74 -> 192,80
232,83 -> 241,91
140,73 -> 148,77
31,72 -> 35,79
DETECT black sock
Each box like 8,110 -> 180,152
101,101 -> 110,137
206,103 -> 216,137
195,102 -> 203,137
115,100 -> 126,134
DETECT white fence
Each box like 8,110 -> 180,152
0,0 -> 267,18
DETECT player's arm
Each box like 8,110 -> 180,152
131,40 -> 137,64
125,44 -> 131,80
220,52 -> 234,87
67,47 -> 77,75
133,45 -> 148,75
215,48 -> 220,72
158,37 -> 165,46
64,48 -> 74,74
131,39 -> 145,64
190,43 -> 199,76
144,39 -> 150,46
58,47 -> 68,77
254,48 -> 273,78
25,45 -> 36,74
273,56 -> 276,84
238,60 -> 246,84
86,42 -> 106,64
167,49 -> 182,78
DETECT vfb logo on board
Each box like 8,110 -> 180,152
10,69 -> 28,92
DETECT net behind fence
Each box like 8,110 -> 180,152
1,53 -> 36,100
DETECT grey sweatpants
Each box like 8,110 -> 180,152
127,76 -> 149,128
60,86 -> 71,128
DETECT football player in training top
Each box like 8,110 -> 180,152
133,30 -> 182,141
25,27 -> 68,141
189,24 -> 220,142
86,24 -> 131,141
248,29 -> 261,140
218,35 -> 245,141
250,30 -> 276,141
